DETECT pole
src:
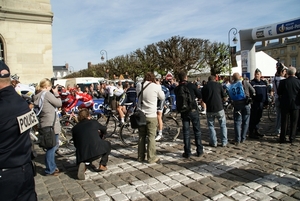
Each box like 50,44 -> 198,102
228,27 -> 238,81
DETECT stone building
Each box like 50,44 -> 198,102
0,0 -> 53,84
257,36 -> 300,68
53,63 -> 69,79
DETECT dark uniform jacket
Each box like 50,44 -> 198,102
0,86 -> 32,168
250,79 -> 268,104
277,76 -> 300,110
72,119 -> 109,165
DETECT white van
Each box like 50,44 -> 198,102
54,78 -> 69,87
65,77 -> 105,91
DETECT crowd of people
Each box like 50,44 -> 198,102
1,57 -> 300,200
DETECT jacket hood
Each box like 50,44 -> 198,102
33,90 -> 47,106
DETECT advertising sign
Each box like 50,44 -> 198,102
241,50 -> 250,73
276,19 -> 300,34
251,18 -> 300,40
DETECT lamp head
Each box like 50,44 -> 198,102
232,36 -> 238,44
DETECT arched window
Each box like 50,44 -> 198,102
0,36 -> 5,62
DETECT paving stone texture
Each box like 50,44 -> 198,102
34,112 -> 300,201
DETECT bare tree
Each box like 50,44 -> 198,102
204,41 -> 229,76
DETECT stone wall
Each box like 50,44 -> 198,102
0,0 -> 53,84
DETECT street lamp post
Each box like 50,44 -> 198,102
69,66 -> 74,74
228,27 -> 238,81
100,50 -> 108,62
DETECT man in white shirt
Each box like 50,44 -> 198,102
136,72 -> 165,164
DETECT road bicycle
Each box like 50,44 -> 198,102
95,104 -> 119,138
119,101 -> 180,146
155,109 -> 181,142
224,101 -> 234,120
56,118 -> 76,156
30,118 -> 76,157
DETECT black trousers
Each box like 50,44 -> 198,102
85,141 -> 111,166
249,101 -> 264,133
280,108 -> 299,142
0,162 -> 37,201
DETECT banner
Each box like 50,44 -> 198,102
230,46 -> 237,67
241,50 -> 250,73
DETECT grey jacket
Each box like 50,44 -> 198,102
33,90 -> 62,134
243,80 -> 256,97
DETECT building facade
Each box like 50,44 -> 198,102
53,63 -> 70,79
0,0 -> 53,84
256,36 -> 300,68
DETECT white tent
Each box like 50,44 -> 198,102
231,51 -> 277,77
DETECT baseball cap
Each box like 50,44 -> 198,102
255,68 -> 261,73
0,61 -> 10,78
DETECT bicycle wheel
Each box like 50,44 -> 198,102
119,122 -> 139,146
97,115 -> 117,138
57,119 -> 76,156
60,118 -> 75,137
268,104 -> 276,122
163,116 -> 180,141
225,103 -> 234,120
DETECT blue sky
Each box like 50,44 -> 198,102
51,0 -> 300,72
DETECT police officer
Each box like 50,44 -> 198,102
0,61 -> 37,200
249,68 -> 268,139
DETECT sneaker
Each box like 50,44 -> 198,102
77,162 -> 86,180
209,143 -> 217,147
196,152 -> 204,157
164,108 -> 170,115
182,153 -> 190,159
200,110 -> 206,115
149,157 -> 160,164
155,134 -> 163,141
255,130 -> 265,137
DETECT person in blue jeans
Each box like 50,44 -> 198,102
34,78 -> 62,176
175,71 -> 204,158
227,73 -> 255,145
202,75 -> 228,147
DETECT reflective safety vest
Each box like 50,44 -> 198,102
228,81 -> 245,101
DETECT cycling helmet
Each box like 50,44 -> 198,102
11,74 -> 19,81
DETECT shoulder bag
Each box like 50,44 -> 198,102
38,112 -> 57,149
130,82 -> 151,129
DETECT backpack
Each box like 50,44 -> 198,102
175,83 -> 193,113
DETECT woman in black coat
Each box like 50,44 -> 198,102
72,108 -> 111,180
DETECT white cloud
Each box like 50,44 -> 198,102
51,0 -> 300,71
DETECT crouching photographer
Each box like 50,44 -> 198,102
72,108 -> 111,180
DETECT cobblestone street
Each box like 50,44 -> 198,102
34,113 -> 300,201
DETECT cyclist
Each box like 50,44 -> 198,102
117,83 -> 129,124
155,78 -> 170,141
61,88 -> 94,113
11,74 -> 35,103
